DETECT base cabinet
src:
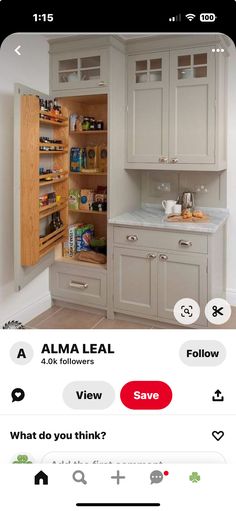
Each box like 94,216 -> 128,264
113,245 -> 208,325
50,261 -> 107,309
112,226 -> 211,326
157,251 -> 208,326
114,247 -> 158,317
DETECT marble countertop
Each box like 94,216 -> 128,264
109,204 -> 229,233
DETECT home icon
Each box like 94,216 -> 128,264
34,471 -> 48,485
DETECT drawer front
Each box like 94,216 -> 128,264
50,263 -> 107,308
113,226 -> 207,254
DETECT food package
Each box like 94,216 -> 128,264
70,147 -> 82,173
63,223 -> 79,257
76,224 -> 94,252
80,189 -> 95,210
98,144 -> 107,172
86,145 -> 98,169
68,189 -> 80,210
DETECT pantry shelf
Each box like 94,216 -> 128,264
39,225 -> 67,247
39,111 -> 68,122
70,130 -> 107,135
57,255 -> 107,270
70,171 -> 107,176
40,150 -> 68,155
39,176 -> 69,187
40,117 -> 68,127
69,209 -> 107,215
39,199 -> 68,219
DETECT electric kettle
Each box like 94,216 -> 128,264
180,191 -> 195,210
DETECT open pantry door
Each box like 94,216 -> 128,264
14,83 -> 55,291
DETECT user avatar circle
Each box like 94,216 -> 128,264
10,342 -> 34,365
205,298 -> 231,325
173,298 -> 200,325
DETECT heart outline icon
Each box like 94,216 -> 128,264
212,430 -> 224,441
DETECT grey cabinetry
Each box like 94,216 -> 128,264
112,226 -> 209,326
126,38 -> 227,171
114,247 -> 158,317
50,261 -> 107,309
127,52 -> 169,164
157,251 -> 208,326
51,47 -> 109,92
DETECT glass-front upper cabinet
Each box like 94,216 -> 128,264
52,49 -> 108,91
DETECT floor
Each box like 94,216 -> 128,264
26,304 -> 236,329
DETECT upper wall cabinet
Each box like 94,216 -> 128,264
51,48 -> 109,91
126,44 -> 227,171
127,52 -> 169,164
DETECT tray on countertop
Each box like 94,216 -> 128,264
165,214 -> 210,223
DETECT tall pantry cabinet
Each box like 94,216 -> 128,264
14,36 -> 137,309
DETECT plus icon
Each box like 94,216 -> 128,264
111,470 -> 126,485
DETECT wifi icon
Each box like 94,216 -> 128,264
185,13 -> 196,21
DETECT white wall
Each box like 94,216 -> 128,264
226,41 -> 236,305
0,34 -> 51,325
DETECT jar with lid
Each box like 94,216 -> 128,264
89,117 -> 95,130
96,120 -> 104,130
82,117 -> 90,131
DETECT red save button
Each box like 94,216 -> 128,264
120,381 -> 172,410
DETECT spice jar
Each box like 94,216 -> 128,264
96,120 -> 104,130
89,117 -> 95,130
82,117 -> 90,130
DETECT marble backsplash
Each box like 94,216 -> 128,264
141,170 -> 227,208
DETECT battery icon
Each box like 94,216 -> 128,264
200,13 -> 217,22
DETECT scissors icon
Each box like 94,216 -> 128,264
72,470 -> 88,484
212,305 -> 224,317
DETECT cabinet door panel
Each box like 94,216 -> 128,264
127,52 -> 169,163
114,247 -> 158,317
14,84 -> 54,291
169,47 -> 215,164
52,49 -> 108,91
157,251 -> 208,326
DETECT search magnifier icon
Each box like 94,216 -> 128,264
72,470 -> 88,484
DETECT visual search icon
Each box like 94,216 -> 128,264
174,298 -> 200,325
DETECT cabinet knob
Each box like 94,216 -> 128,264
178,240 -> 192,247
69,281 -> 88,289
170,158 -> 179,163
126,235 -> 138,241
159,156 -> 168,163
98,80 -> 105,86
159,254 -> 168,261
147,253 -> 157,259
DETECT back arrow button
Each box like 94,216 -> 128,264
14,46 -> 21,56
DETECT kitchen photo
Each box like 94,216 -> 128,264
0,32 -> 235,329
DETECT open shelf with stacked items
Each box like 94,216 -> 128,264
55,94 -> 108,268
20,95 -> 69,266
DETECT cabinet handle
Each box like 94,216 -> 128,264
98,80 -> 105,86
178,240 -> 192,247
159,156 -> 168,163
69,281 -> 88,289
147,253 -> 157,259
126,235 -> 138,241
170,158 -> 179,163
159,254 -> 168,261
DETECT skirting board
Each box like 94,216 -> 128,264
226,289 -> 236,306
1,292 -> 52,327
